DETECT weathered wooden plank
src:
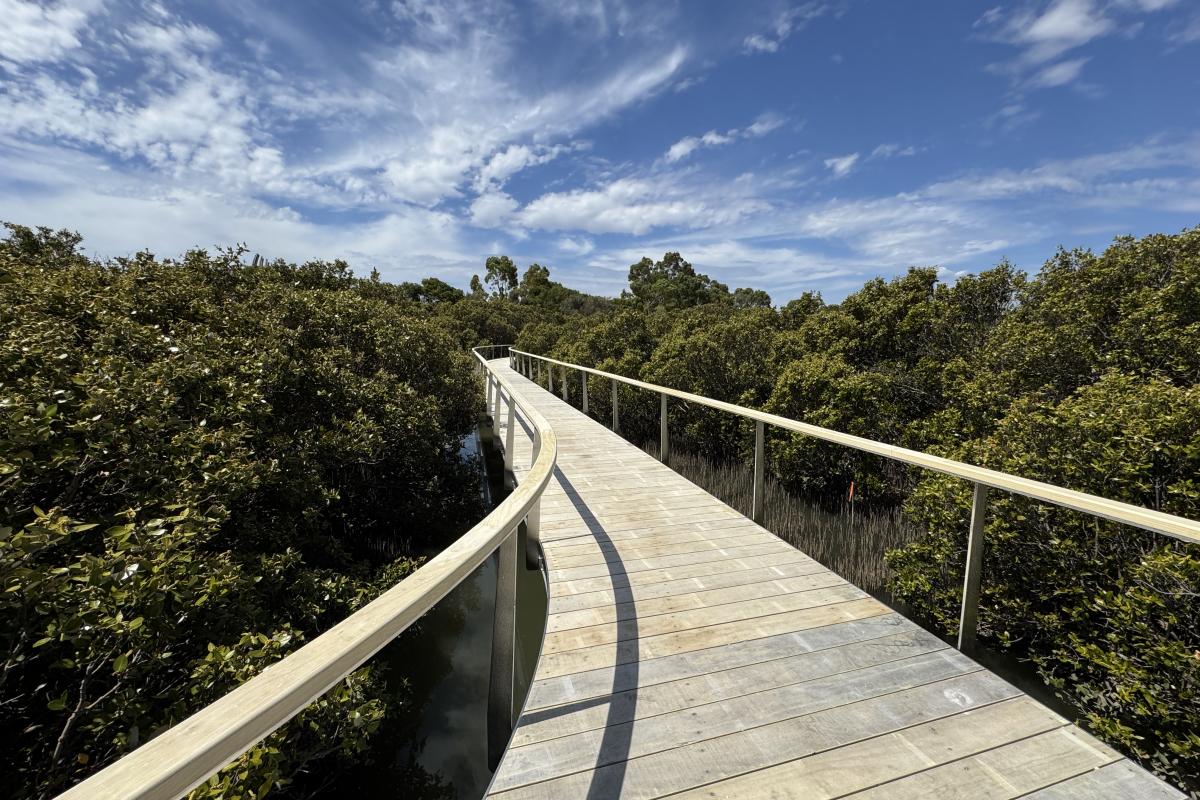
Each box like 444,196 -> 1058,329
544,529 -> 778,569
534,598 -> 890,680
1021,761 -> 1185,799
489,671 -> 1023,799
667,697 -> 1067,799
540,583 -> 867,655
491,649 -> 981,792
547,549 -> 817,597
842,727 -> 1122,799
547,559 -> 829,614
511,629 -> 946,748
545,570 -> 846,632
547,540 -> 794,583
523,613 -> 913,712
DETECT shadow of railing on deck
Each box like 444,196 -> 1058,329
552,468 -> 640,798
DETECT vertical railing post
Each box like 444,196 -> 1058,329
752,420 -> 765,524
957,483 -> 990,652
581,372 -> 588,415
611,379 -> 619,433
659,393 -> 669,463
487,527 -> 518,769
548,363 -> 554,394
486,373 -> 494,415
492,381 -> 503,429
504,396 -> 516,485
524,433 -> 543,568
562,367 -> 569,403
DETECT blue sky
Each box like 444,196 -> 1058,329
1,0 -> 1198,301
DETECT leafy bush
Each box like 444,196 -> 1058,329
0,225 -> 481,798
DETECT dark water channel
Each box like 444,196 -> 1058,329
320,421 -> 547,799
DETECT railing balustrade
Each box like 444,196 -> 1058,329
511,347 -> 1200,653
57,345 -> 555,800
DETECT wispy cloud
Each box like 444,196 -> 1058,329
663,113 -> 785,163
743,2 -> 832,53
823,152 -> 859,177
557,236 -> 595,255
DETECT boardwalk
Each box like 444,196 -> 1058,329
486,358 -> 1181,800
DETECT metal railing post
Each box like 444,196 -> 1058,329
525,433 -> 543,568
487,527 -> 518,769
611,379 -> 619,433
504,396 -> 516,485
581,373 -> 588,415
659,393 -> 669,463
752,420 -> 765,524
957,483 -> 990,652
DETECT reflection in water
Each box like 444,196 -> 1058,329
317,425 -> 547,800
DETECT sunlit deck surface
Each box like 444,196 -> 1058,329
485,358 -> 1181,800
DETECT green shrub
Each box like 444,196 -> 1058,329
0,225 -> 480,798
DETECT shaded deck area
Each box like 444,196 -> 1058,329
485,358 -> 1181,800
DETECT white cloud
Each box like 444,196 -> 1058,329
557,236 -> 595,256
469,190 -> 519,228
870,143 -> 918,159
0,0 -> 100,64
1167,13 -> 1200,43
1027,57 -> 1089,88
743,2 -> 831,54
518,177 -> 761,235
124,20 -> 221,54
823,152 -> 859,177
665,130 -> 733,162
977,0 -> 1177,94
663,113 -> 784,163
745,113 -> 785,137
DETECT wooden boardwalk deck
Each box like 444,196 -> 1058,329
485,359 -> 1182,800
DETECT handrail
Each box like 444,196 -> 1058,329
512,347 -> 1200,650
58,348 -> 556,800
512,349 -> 1200,545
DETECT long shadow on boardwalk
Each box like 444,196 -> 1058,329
552,467 -> 639,799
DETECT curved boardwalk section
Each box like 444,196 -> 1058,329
485,359 -> 1181,800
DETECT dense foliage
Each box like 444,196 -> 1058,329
508,235 -> 1200,793
0,225 -> 483,798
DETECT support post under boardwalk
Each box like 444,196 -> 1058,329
752,420 -> 765,524
487,528 -> 518,769
659,393 -> 669,463
957,482 -> 990,652
581,372 -> 588,415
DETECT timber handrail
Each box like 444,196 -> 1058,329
57,346 -> 556,800
512,347 -> 1200,650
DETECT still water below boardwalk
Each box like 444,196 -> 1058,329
319,427 -> 546,799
